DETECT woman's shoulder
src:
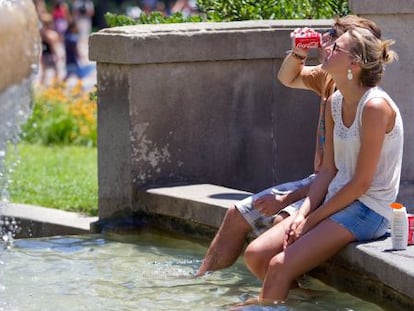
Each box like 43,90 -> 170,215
360,87 -> 403,135
363,87 -> 397,111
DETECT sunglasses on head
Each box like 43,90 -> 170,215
322,28 -> 338,44
327,28 -> 338,38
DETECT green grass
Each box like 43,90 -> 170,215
6,143 -> 98,216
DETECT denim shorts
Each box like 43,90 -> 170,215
235,174 -> 316,237
330,200 -> 390,242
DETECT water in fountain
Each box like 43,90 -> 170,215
0,231 -> 390,311
0,0 -> 40,246
0,78 -> 35,246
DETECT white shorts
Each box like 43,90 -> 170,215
235,174 -> 316,237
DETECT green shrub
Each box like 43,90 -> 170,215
105,0 -> 350,27
105,11 -> 203,27
21,82 -> 97,147
197,0 -> 349,20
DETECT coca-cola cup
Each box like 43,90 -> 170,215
291,31 -> 322,49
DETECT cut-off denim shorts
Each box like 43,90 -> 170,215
330,200 -> 390,242
235,174 -> 316,237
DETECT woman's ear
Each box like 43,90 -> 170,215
350,59 -> 361,70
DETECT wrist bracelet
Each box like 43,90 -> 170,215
287,50 -> 307,62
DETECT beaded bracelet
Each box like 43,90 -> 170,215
287,50 -> 307,63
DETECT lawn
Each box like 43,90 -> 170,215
6,143 -> 98,216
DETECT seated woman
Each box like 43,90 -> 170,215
242,26 -> 404,305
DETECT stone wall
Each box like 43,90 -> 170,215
90,20 -> 331,218
90,11 -> 413,219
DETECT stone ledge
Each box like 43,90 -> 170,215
1,203 -> 98,238
89,20 -> 331,64
143,184 -> 251,228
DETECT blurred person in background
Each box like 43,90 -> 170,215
141,0 -> 158,14
33,0 -> 48,17
39,13 -> 61,85
171,0 -> 196,17
71,0 -> 94,41
71,0 -> 95,60
52,0 -> 71,42
64,22 -> 95,83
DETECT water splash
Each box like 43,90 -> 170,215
0,0 -> 40,247
0,78 -> 34,248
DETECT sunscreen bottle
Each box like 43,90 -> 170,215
391,202 -> 408,250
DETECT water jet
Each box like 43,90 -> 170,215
0,0 -> 40,242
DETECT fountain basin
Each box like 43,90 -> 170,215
1,203 -> 97,238
2,229 -> 392,311
3,184 -> 414,310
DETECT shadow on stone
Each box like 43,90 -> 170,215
209,193 -> 251,201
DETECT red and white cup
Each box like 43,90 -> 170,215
291,31 -> 321,49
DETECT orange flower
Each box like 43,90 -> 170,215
26,83 -> 97,146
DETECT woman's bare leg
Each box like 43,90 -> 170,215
244,215 -> 295,280
260,219 -> 355,302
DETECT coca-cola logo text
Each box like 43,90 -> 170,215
296,41 -> 320,49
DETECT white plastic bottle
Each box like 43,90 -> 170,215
391,202 -> 408,250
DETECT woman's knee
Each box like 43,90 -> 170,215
266,253 -> 293,283
244,241 -> 269,277
244,241 -> 259,264
268,253 -> 286,273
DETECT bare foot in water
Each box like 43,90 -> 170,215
228,297 -> 284,310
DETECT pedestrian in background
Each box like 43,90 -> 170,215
39,13 -> 61,85
52,0 -> 71,42
64,22 -> 95,83
71,0 -> 94,42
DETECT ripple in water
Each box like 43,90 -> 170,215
0,233 -> 390,311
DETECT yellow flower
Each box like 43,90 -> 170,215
29,83 -> 97,146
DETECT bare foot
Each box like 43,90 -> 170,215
229,296 -> 284,310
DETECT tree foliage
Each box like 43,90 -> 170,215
197,0 -> 349,21
105,11 -> 203,27
105,0 -> 350,27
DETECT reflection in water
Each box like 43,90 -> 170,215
0,230 -> 385,311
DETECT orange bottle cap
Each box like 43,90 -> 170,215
391,202 -> 404,209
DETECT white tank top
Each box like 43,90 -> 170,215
325,87 -> 404,221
